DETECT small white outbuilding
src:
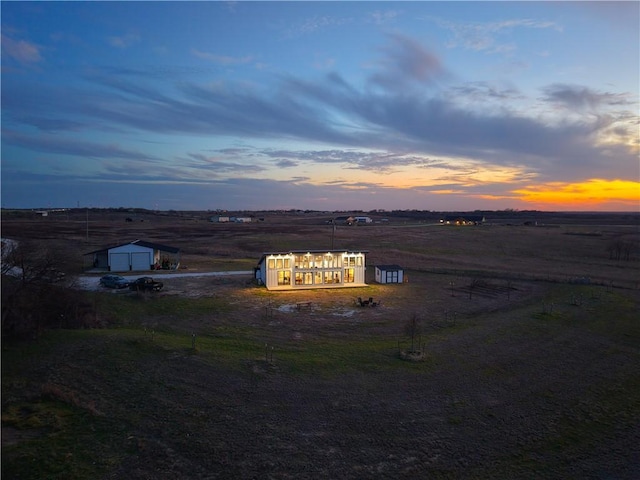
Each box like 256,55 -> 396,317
375,264 -> 404,284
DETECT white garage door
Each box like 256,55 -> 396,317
110,253 -> 130,272
131,252 -> 151,271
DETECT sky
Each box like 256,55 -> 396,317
1,1 -> 639,212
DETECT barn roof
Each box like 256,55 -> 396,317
84,239 -> 180,255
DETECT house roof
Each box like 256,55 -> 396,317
375,264 -> 403,271
256,249 -> 369,265
84,239 -> 180,255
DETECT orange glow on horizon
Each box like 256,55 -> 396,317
513,179 -> 640,210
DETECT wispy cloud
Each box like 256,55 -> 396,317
367,9 -> 402,25
191,49 -> 254,65
107,32 -> 140,49
432,17 -> 562,54
284,14 -> 352,38
2,129 -> 158,162
370,33 -> 446,90
1,34 -> 42,63
542,84 -> 636,111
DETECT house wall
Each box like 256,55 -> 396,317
258,251 -> 367,290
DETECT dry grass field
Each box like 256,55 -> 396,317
2,209 -> 639,479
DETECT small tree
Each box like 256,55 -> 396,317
404,312 -> 422,353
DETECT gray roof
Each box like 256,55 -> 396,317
375,264 -> 403,271
84,239 -> 180,255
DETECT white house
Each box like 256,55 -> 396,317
375,264 -> 404,284
84,239 -> 181,272
255,249 -> 368,291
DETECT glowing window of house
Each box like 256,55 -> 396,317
295,272 -> 304,285
276,258 -> 283,269
314,255 -> 323,267
324,271 -> 341,284
277,271 -> 290,285
356,255 -> 363,266
344,268 -> 355,283
314,271 -> 323,285
284,258 -> 290,268
304,272 -> 313,285
268,258 -> 275,269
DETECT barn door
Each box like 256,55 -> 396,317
131,252 -> 152,271
109,253 -> 130,272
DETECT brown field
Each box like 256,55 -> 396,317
2,209 -> 639,479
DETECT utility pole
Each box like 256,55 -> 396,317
330,220 -> 336,250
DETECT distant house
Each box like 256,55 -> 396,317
84,239 -> 181,272
211,216 -> 230,223
255,249 -> 368,291
334,215 -> 372,225
375,265 -> 404,284
440,215 -> 485,225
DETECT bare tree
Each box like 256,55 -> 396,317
404,312 -> 422,353
2,240 -> 87,338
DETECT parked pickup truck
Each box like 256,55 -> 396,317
129,276 -> 164,292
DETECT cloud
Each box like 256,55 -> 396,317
191,49 -> 254,65
107,32 -> 140,49
186,153 -> 266,174
2,129 -> 158,162
367,9 -> 402,25
2,33 -> 637,190
432,17 -> 562,54
1,34 -> 42,63
369,33 -> 446,90
284,14 -> 351,38
542,84 -> 636,111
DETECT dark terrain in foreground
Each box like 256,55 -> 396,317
2,210 -> 639,479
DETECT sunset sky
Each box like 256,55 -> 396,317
2,1 -> 639,212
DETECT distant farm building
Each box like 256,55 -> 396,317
375,265 -> 404,284
440,215 -> 485,225
211,216 -> 230,223
255,250 -> 367,291
84,239 -> 181,272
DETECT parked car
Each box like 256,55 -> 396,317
129,276 -> 164,292
99,274 -> 130,289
